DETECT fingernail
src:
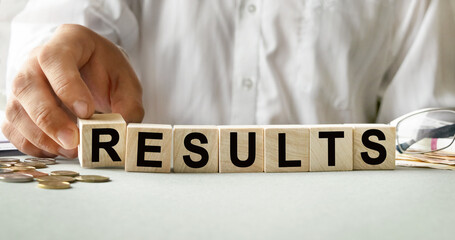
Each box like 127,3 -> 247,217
58,148 -> 77,158
73,100 -> 88,118
57,128 -> 77,149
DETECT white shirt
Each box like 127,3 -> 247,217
6,0 -> 455,125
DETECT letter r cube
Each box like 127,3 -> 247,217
78,113 -> 126,168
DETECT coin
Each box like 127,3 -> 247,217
0,168 -> 13,174
36,175 -> 76,183
15,162 -> 47,169
25,158 -> 57,165
50,170 -> 79,177
0,158 -> 20,163
18,170 -> 49,178
25,157 -> 55,161
0,173 -> 34,183
36,160 -> 56,165
10,166 -> 36,171
75,175 -> 110,183
0,163 -> 12,168
0,162 -> 19,166
38,181 -> 71,189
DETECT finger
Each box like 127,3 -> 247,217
110,73 -> 145,123
12,56 -> 80,149
5,97 -> 77,158
1,121 -> 56,158
108,48 -> 144,123
38,24 -> 96,119
111,94 -> 144,123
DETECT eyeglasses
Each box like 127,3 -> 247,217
390,108 -> 455,154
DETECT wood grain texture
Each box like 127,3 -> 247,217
219,126 -> 264,173
173,125 -> 219,173
264,125 -> 309,172
353,124 -> 396,170
125,124 -> 172,173
78,113 -> 126,168
309,125 -> 353,172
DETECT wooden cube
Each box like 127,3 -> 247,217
78,113 -> 126,168
264,125 -> 310,172
219,126 -> 264,173
309,125 -> 353,172
125,124 -> 172,173
173,125 -> 219,173
353,124 -> 396,170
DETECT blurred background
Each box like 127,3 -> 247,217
0,0 -> 28,113
0,0 -> 27,142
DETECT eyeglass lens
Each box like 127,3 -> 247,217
396,110 -> 455,153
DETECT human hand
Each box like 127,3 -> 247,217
2,24 -> 144,158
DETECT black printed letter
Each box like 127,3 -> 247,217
361,129 -> 387,165
319,131 -> 344,166
92,128 -> 121,162
137,132 -> 163,167
278,133 -> 301,167
183,132 -> 209,168
230,132 -> 256,167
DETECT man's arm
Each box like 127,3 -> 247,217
2,0 -> 144,158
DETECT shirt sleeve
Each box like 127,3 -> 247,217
5,0 -> 139,99
377,0 -> 455,123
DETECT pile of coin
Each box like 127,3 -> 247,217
0,157 -> 110,189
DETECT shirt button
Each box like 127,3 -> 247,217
247,4 -> 256,13
242,78 -> 254,90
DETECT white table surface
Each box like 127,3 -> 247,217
1,155 -> 455,240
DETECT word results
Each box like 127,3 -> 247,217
78,114 -> 396,173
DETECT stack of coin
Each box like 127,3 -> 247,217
0,158 -> 20,169
0,157 -> 52,185
24,157 -> 57,165
36,175 -> 75,189
37,175 -> 76,183
0,157 -> 20,163
15,161 -> 47,169
0,157 -> 110,189
10,166 -> 36,171
50,170 -> 79,177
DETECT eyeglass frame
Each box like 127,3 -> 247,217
389,107 -> 455,154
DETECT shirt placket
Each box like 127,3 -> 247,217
230,0 -> 262,124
